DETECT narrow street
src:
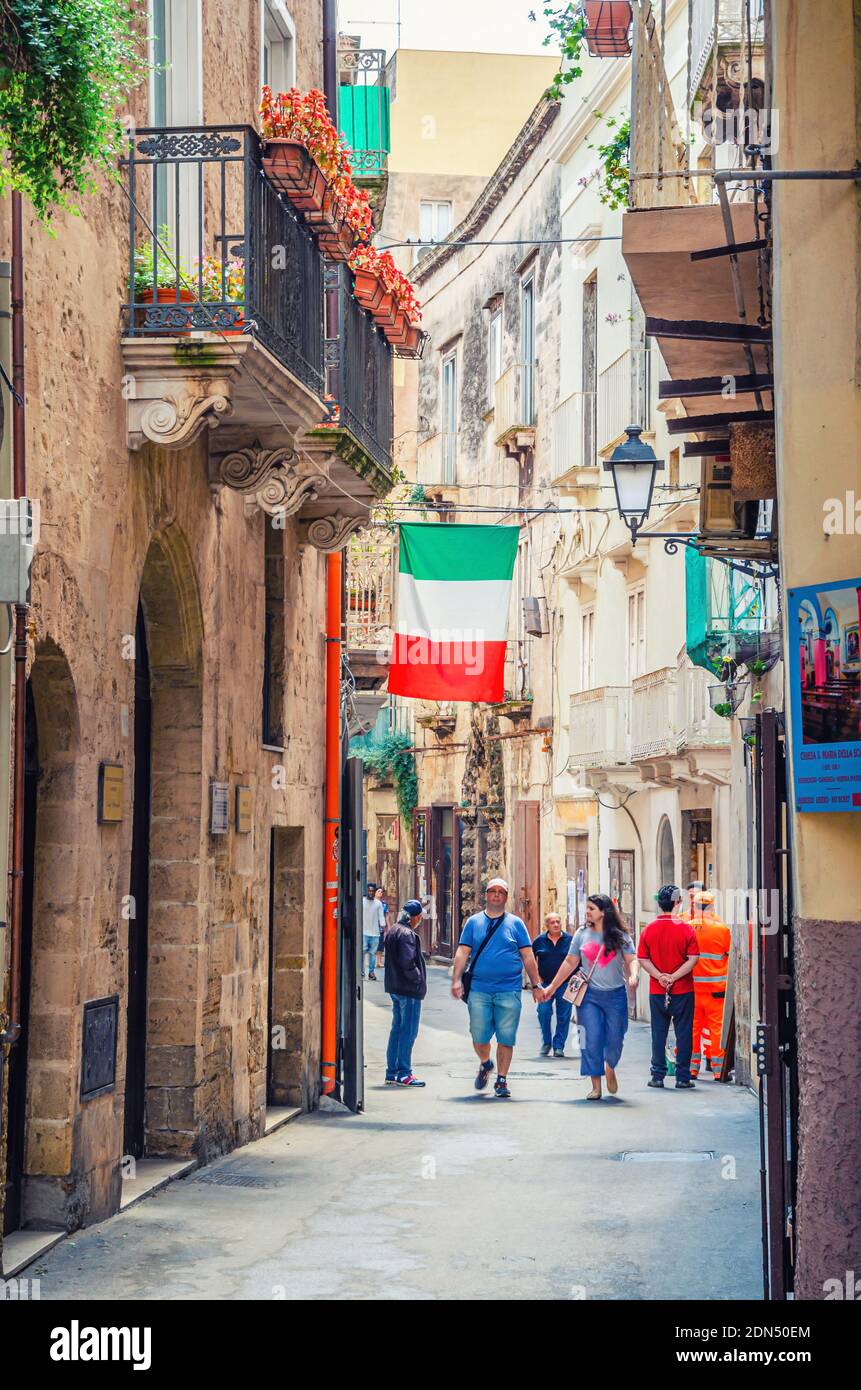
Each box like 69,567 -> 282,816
33,966 -> 760,1301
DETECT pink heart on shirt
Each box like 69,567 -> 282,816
582,942 -> 616,966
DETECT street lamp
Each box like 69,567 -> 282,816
604,425 -> 664,544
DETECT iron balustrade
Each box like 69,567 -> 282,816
123,125 -> 324,398
326,264 -> 393,475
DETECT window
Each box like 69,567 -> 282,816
515,536 -> 531,696
580,606 -> 595,691
627,586 -> 646,681
521,273 -> 535,425
262,520 -> 286,746
262,1 -> 296,92
488,305 -> 503,400
441,351 -> 457,483
419,200 -> 452,250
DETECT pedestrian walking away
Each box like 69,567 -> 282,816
637,885 -> 700,1090
531,911 -> 574,1056
538,895 -> 637,1099
688,890 -> 731,1080
384,899 -> 428,1087
362,882 -> 385,981
450,877 -> 541,1099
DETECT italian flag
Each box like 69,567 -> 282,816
387,523 -> 519,702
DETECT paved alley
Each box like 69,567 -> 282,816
32,965 -> 762,1301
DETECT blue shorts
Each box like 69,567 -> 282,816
467,989 -> 522,1047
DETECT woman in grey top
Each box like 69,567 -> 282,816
538,895 -> 638,1099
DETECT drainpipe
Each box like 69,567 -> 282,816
320,0 -> 340,1097
1,191 -> 28,1062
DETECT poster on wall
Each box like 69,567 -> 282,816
788,576 -> 861,812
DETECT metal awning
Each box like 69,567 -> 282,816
622,202 -> 772,421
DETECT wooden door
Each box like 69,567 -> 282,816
431,805 -> 455,958
412,807 -> 432,954
513,800 -> 540,940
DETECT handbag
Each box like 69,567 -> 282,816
460,913 -> 505,1003
563,946 -> 602,1007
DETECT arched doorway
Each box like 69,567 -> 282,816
124,526 -> 204,1162
658,815 -> 675,886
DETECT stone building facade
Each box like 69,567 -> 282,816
0,0 -> 392,1244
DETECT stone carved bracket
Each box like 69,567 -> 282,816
130,383 -> 234,451
298,514 -> 366,552
214,445 -> 324,518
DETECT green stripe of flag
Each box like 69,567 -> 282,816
398,523 -> 519,582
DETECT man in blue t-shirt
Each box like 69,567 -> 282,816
451,877 -> 541,1099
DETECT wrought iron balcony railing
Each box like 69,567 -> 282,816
325,264 -> 394,476
123,124 -> 324,398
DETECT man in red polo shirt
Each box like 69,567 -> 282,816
637,884 -> 699,1090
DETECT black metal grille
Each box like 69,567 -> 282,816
123,125 -> 324,397
335,268 -> 393,475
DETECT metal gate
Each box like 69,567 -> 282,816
753,707 -> 798,1300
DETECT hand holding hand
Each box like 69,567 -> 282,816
658,972 -> 673,989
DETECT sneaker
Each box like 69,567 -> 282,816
474,1060 -> 494,1090
368,972 -> 377,981
384,1077 -> 397,1085
553,1049 -> 565,1059
675,1080 -> 696,1090
647,1077 -> 665,1088
540,1043 -> 551,1056
396,1074 -> 426,1087
494,1076 -> 511,1099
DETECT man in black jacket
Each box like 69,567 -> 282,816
384,899 -> 428,1088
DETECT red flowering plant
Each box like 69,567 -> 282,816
348,245 -> 422,324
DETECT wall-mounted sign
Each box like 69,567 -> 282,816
97,762 -> 124,823
210,781 -> 230,834
235,785 -> 253,833
414,811 -> 428,864
80,995 -> 119,1100
788,577 -> 861,812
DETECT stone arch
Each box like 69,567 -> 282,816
132,522 -> 205,1159
19,638 -> 84,1227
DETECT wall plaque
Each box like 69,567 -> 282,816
210,781 -> 230,834
98,762 -> 124,823
80,995 -> 119,1100
235,785 -> 253,833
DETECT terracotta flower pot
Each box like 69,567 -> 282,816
136,286 -> 196,335
262,139 -> 326,210
317,220 -> 356,264
352,269 -> 386,313
583,1 -> 632,56
372,290 -> 400,330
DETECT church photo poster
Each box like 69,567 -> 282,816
788,577 -> 861,812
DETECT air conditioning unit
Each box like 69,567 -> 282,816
700,455 -> 758,540
523,596 -> 548,637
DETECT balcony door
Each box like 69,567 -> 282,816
441,351 -> 457,483
150,0 -> 202,271
520,273 -> 535,426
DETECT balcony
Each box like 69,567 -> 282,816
596,345 -> 655,455
630,667 -> 678,761
494,363 -> 536,455
338,43 -> 391,223
551,391 -> 597,482
345,527 -> 395,691
121,125 -> 393,549
675,663 -> 730,750
569,686 -> 631,770
415,432 -> 456,488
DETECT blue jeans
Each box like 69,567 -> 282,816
537,987 -> 574,1051
386,993 -> 422,1080
649,990 -> 694,1084
363,934 -> 378,976
577,985 -> 629,1077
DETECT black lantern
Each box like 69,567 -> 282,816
604,425 -> 664,543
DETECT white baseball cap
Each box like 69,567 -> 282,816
486,877 -> 509,894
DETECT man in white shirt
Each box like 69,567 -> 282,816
362,883 -> 386,981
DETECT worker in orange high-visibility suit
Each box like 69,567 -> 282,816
689,890 -> 731,1080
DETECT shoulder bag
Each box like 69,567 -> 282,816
563,940 -> 602,1007
460,913 -> 505,1003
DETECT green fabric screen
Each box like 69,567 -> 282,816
685,544 -> 711,673
339,85 -> 391,175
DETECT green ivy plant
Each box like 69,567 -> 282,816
532,4 -> 588,101
587,114 -> 631,210
0,0 -> 147,220
362,731 -> 418,828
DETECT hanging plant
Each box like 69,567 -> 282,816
361,731 -> 418,828
531,4 -> 588,101
587,113 -> 631,210
0,0 -> 147,220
